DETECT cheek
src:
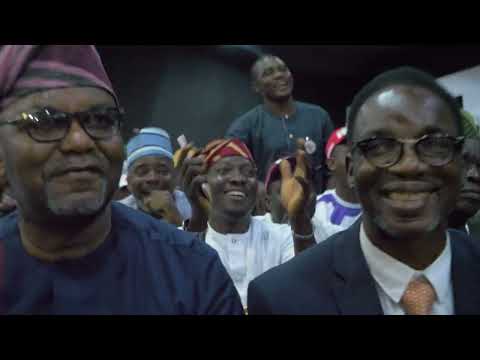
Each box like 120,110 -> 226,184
4,141 -> 52,187
97,139 -> 124,176
99,137 -> 125,163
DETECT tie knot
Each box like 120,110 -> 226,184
401,276 -> 437,315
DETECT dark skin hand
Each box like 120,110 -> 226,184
280,149 -> 316,254
139,190 -> 183,226
176,144 -> 210,232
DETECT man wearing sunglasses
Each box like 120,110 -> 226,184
0,45 -> 243,315
248,67 -> 480,315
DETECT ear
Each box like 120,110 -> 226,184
265,192 -> 272,213
252,81 -> 262,95
126,173 -> 133,193
345,151 -> 355,190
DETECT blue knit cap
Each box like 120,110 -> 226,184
126,127 -> 173,169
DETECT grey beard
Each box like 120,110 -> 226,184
46,180 -> 109,217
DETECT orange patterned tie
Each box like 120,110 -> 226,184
401,277 -> 437,315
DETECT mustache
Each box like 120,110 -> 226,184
45,159 -> 106,179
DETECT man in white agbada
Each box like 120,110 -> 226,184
177,138 -> 317,310
312,127 -> 362,243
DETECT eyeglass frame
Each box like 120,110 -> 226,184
351,134 -> 465,169
0,106 -> 125,143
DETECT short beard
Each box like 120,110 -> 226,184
372,213 -> 441,239
46,179 -> 110,218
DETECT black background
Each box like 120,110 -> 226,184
97,45 -> 480,148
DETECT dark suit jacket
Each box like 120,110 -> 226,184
248,219 -> 480,315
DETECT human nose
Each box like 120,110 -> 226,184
229,168 -> 247,184
58,119 -> 95,153
388,141 -> 427,176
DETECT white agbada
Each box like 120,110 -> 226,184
205,216 -> 295,308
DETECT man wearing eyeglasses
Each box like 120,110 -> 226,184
0,45 -> 243,315
248,67 -> 480,315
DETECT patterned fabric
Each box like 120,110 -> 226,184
461,110 -> 480,139
202,139 -> 254,169
401,277 -> 437,315
0,45 -> 117,109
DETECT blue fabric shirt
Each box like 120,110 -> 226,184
0,202 -> 243,315
226,101 -> 334,183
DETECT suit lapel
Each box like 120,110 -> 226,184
332,220 -> 383,315
450,231 -> 480,315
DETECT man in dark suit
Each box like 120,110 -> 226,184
248,67 -> 480,315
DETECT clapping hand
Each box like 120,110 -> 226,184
279,150 -> 310,220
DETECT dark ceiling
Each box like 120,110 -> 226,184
98,45 -> 480,138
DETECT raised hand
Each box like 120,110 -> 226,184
140,190 -> 183,226
279,150 -> 310,220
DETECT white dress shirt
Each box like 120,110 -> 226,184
359,224 -> 454,315
205,216 -> 295,308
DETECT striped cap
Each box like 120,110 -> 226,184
126,127 -> 173,169
0,45 -> 118,109
202,138 -> 254,169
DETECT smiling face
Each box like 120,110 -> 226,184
0,87 -> 124,223
456,138 -> 480,217
347,85 -> 462,239
207,156 -> 257,220
127,155 -> 175,202
253,56 -> 294,102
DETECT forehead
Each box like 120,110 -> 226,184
255,57 -> 287,76
353,85 -> 458,140
0,87 -> 116,120
131,155 -> 173,169
209,156 -> 254,171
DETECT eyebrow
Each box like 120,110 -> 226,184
24,104 -> 116,114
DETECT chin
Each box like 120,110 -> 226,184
224,206 -> 252,219
373,214 -> 442,239
455,200 -> 480,218
47,197 -> 108,217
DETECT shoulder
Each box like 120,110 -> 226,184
449,228 -> 480,259
111,203 -> 243,314
317,189 -> 335,203
296,101 -> 330,118
252,232 -> 338,290
228,105 -> 263,128
111,202 -> 219,263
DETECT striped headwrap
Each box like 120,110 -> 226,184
0,45 -> 117,110
202,138 -> 254,169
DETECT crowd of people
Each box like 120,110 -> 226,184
1,45 -> 480,315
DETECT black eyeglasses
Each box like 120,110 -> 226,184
352,134 -> 465,168
0,107 -> 125,143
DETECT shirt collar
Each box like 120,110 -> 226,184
207,222 -> 253,243
360,223 -> 452,304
